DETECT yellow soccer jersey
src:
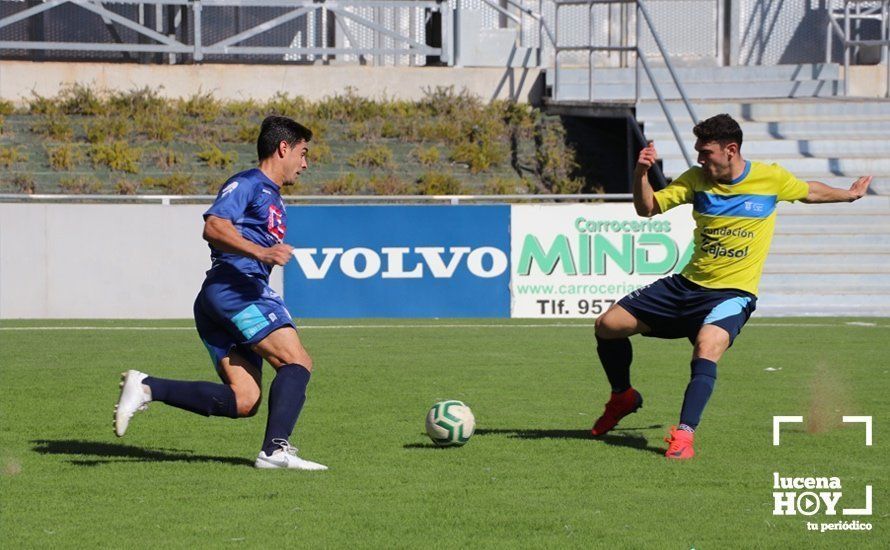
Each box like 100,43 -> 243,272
653,160 -> 809,295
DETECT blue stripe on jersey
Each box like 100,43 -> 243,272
693,192 -> 777,218
231,304 -> 270,340
703,296 -> 752,324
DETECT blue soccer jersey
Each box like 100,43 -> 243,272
203,168 -> 287,280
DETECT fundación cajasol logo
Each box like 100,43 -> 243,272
771,416 -> 873,533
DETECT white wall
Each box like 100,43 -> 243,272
0,203 -> 283,319
0,61 -> 543,104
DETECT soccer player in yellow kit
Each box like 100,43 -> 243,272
590,114 -> 872,459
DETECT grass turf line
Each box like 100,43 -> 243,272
0,318 -> 887,547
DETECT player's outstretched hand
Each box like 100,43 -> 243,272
636,141 -> 657,172
258,243 -> 295,266
849,175 -> 872,201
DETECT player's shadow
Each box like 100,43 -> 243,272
471,425 -> 666,456
31,439 -> 254,467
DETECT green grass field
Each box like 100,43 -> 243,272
1,318 -> 887,548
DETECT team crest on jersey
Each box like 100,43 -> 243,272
220,181 -> 239,197
268,204 -> 286,242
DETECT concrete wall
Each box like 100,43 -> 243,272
0,203 -> 283,319
0,61 -> 544,104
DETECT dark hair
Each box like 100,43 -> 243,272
692,114 -> 743,149
257,115 -> 313,161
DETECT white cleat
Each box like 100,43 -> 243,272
114,370 -> 151,437
254,439 -> 328,471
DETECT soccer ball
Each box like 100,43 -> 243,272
425,400 -> 475,447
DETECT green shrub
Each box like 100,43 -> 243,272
85,116 -> 131,143
483,176 -> 532,195
380,118 -> 402,139
108,87 -> 165,116
31,114 -> 73,140
222,99 -> 261,118
115,179 -> 140,195
0,99 -> 15,116
47,144 -> 83,171
27,92 -> 58,115
178,91 -> 221,122
11,174 -> 35,194
153,148 -> 184,169
196,144 -> 238,170
368,174 -> 413,195
264,92 -> 310,119
315,88 -> 380,122
417,119 -> 464,143
226,121 -> 257,144
142,172 -> 196,194
320,173 -> 362,195
348,145 -> 393,169
345,121 -> 374,140
497,100 -> 536,139
535,118 -> 581,193
138,111 -> 184,142
449,140 -> 506,173
59,175 -> 102,194
418,86 -> 481,118
308,141 -> 333,164
90,141 -> 142,173
417,172 -> 462,195
413,146 -> 440,167
0,146 -> 27,168
58,83 -> 105,115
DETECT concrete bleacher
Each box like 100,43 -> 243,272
759,197 -> 890,316
549,62 -> 890,316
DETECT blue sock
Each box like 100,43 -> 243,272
596,336 -> 632,393
679,358 -> 718,430
261,364 -> 311,456
144,376 -> 238,418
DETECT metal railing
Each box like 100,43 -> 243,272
826,0 -> 890,97
553,0 -> 698,177
0,0 -> 447,64
0,193 -> 633,204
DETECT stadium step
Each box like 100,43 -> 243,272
643,119 -> 890,140
550,63 -> 842,101
655,139 -> 890,159
758,197 -> 890,315
755,294 -> 890,316
636,98 -> 890,122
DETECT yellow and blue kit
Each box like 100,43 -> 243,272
617,160 -> 809,341
655,160 -> 810,296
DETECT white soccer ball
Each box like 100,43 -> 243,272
425,400 -> 475,447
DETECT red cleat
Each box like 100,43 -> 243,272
664,426 -> 695,460
591,388 -> 643,436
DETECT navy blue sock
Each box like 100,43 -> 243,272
261,364 -> 311,456
596,336 -> 632,393
144,376 -> 238,418
679,358 -> 718,430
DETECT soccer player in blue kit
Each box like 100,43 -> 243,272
114,115 -> 326,470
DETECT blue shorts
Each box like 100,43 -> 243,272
617,274 -> 756,344
193,266 -> 295,375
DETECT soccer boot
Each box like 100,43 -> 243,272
114,370 -> 151,437
591,388 -> 643,436
255,439 -> 328,471
664,426 -> 695,460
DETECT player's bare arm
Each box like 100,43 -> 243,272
801,175 -> 872,203
203,215 -> 293,266
633,141 -> 662,218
